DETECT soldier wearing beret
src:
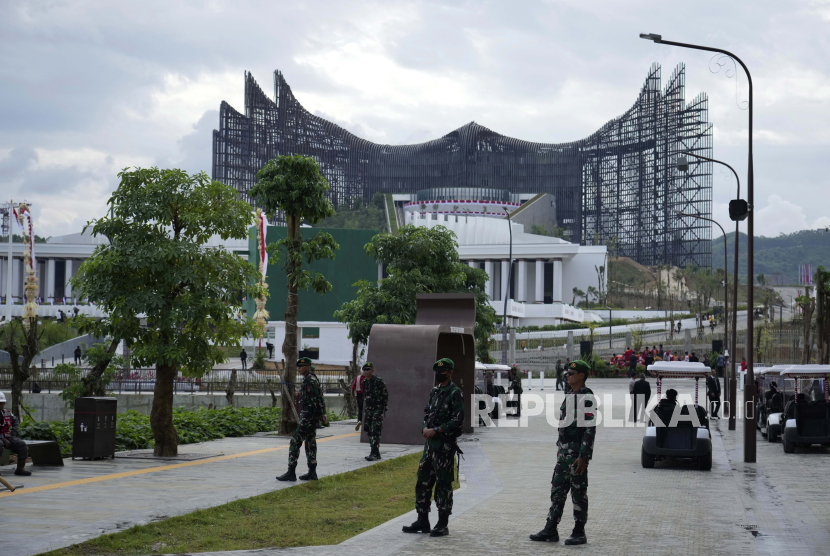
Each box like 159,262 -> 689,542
277,357 -> 328,482
361,362 -> 389,461
402,358 -> 464,538
530,359 -> 596,546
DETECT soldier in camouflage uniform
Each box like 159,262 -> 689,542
402,358 -> 464,538
277,357 -> 328,482
361,362 -> 389,461
508,364 -> 523,417
530,359 -> 596,545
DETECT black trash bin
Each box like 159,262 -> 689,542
72,397 -> 117,460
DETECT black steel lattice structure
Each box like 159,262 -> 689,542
213,64 -> 712,266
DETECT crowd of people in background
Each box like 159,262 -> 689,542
609,345 -> 704,371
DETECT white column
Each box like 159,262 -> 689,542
535,259 -> 544,303
517,259 -> 527,302
553,258 -> 563,303
47,259 -> 56,303
484,260 -> 494,298
12,258 -> 22,301
64,259 -> 74,301
0,257 -> 6,298
501,259 -> 510,302
468,259 -> 476,269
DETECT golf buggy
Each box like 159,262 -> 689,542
778,365 -> 830,453
642,361 -> 713,471
755,366 -> 788,442
475,361 -> 510,424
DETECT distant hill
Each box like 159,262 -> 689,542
712,229 -> 830,284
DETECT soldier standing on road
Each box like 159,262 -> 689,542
402,358 -> 464,538
530,359 -> 596,545
276,357 -> 328,482
508,364 -> 523,417
555,359 -> 564,391
361,362 -> 388,461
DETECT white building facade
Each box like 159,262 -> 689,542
406,213 -> 606,327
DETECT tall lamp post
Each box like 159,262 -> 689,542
677,211 -> 735,430
676,152 -> 741,432
641,32 -> 756,462
606,306 -> 612,348
501,207 -> 514,365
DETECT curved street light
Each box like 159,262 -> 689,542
676,152 -> 741,432
642,32 -> 757,462
677,211 -> 736,430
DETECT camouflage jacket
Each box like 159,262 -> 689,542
422,382 -> 464,451
299,372 -> 326,419
557,386 -> 597,460
363,375 -> 388,414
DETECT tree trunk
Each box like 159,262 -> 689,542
225,368 -> 237,406
802,299 -> 815,364
80,338 -> 120,397
150,363 -> 178,456
280,213 -> 301,435
4,318 -> 37,419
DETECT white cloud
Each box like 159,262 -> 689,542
754,194 -> 830,237
2,0 -> 830,238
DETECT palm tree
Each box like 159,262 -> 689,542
587,286 -> 598,307
572,287 -> 585,307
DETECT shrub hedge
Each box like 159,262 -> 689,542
19,406 -> 292,457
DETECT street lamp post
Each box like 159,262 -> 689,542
501,208 -> 514,365
641,32 -> 756,462
677,211 -> 735,429
677,151 -> 741,432
606,306 -> 612,348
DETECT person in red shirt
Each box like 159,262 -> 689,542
351,370 -> 366,431
623,347 -> 633,363
741,357 -> 748,373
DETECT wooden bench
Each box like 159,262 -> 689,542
1,440 -> 64,466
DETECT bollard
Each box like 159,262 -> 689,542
527,370 -> 533,390
540,371 -> 545,391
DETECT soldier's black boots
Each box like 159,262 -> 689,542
365,449 -> 381,461
429,511 -> 449,537
276,466 -> 297,481
402,513 -> 431,533
529,519 -> 559,542
14,466 -> 31,477
299,465 -> 318,480
564,522 -> 587,545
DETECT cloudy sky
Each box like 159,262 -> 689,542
2,0 -> 829,239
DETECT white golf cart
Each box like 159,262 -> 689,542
778,365 -> 830,453
642,361 -> 713,471
756,366 -> 789,442
475,361 -> 511,423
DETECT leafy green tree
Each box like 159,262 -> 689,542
1,318 -> 40,419
249,155 -> 338,434
54,344 -> 125,408
335,225 -> 499,374
72,167 -> 262,456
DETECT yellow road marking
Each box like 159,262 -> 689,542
0,431 -> 360,498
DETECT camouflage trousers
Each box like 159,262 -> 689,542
364,410 -> 384,451
415,444 -> 455,515
288,417 -> 317,468
547,449 -> 588,524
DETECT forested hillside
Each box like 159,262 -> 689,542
713,229 -> 830,284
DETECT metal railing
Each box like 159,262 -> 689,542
0,367 -> 350,395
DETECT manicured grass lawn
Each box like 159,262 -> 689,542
39,452 -> 459,556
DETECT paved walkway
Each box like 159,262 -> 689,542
5,379 -> 830,555
1,421 -> 421,556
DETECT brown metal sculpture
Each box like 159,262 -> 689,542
362,293 -> 476,446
